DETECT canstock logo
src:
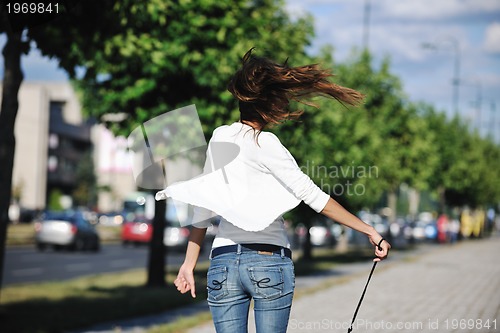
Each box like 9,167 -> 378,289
127,105 -> 241,225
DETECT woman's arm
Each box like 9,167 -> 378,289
174,226 -> 207,297
320,197 -> 391,261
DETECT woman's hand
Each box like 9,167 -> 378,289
174,226 -> 207,298
174,263 -> 197,298
368,233 -> 391,262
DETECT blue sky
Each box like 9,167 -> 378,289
286,0 -> 500,140
1,0 -> 499,140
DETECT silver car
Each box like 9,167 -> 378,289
35,211 -> 100,251
163,220 -> 190,250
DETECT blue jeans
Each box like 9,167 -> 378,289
207,246 -> 295,333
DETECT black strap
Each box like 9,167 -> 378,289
347,238 -> 385,333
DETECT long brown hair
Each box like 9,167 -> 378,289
227,48 -> 364,134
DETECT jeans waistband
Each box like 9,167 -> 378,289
210,243 -> 292,259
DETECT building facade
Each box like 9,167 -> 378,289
1,81 -> 135,218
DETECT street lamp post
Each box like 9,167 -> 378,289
422,37 -> 461,118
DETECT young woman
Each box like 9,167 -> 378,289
159,48 -> 391,333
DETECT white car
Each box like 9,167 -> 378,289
35,211 -> 100,251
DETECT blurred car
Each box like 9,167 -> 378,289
98,212 -> 124,226
410,212 -> 438,242
121,215 -> 152,246
359,211 -> 389,236
121,216 -> 192,250
35,211 -> 100,251
295,220 -> 338,248
163,220 -> 190,250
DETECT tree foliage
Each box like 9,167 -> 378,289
27,0 -> 316,283
278,48 -> 500,219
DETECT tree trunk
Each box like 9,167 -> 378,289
387,190 -> 397,224
0,28 -> 24,300
147,198 -> 167,287
437,186 -> 446,214
298,203 -> 314,260
302,220 -> 312,260
408,188 -> 420,219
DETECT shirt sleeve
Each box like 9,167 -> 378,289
257,133 -> 330,213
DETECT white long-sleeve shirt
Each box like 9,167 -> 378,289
156,122 -> 330,248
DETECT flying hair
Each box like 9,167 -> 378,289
227,47 -> 365,136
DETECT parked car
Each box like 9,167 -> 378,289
407,212 -> 437,242
35,211 -> 100,252
121,215 -> 192,250
121,215 -> 152,246
98,212 -> 124,226
163,220 -> 190,250
295,219 -> 338,248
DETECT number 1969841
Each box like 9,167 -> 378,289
5,2 -> 59,14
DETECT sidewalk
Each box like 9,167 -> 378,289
74,236 -> 500,333
188,236 -> 500,333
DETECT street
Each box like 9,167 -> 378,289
3,244 -> 202,286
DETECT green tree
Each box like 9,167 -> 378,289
445,129 -> 498,208
274,48 -> 386,257
0,9 -> 27,300
0,0 -> 314,289
57,0 -> 315,284
72,151 -> 98,208
423,106 -> 466,210
323,50 -> 438,220
48,189 -> 64,211
0,0 -> 99,298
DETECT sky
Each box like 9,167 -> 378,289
1,0 -> 499,141
286,0 -> 500,141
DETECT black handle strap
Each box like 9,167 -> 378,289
347,238 -> 385,333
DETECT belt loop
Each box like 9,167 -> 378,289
209,248 -> 213,260
237,244 -> 242,255
280,248 -> 285,258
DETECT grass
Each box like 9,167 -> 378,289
0,266 -> 209,333
293,247 -> 376,276
6,223 -> 35,246
0,246 -> 383,333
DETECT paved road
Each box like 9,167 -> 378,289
3,244 -> 197,285
74,235 -> 500,333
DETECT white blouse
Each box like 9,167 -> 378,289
156,122 -> 330,246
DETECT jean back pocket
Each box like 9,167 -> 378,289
207,266 -> 229,301
248,266 -> 285,299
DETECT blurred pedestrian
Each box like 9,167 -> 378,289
437,214 -> 449,243
157,48 -> 391,333
449,217 -> 460,244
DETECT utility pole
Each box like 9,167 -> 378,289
363,0 -> 371,51
451,38 -> 461,119
475,82 -> 482,135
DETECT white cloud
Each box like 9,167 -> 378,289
373,0 -> 500,21
484,22 -> 500,54
287,0 -> 500,21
